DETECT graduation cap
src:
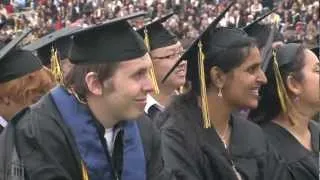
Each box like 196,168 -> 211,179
136,12 -> 177,94
275,43 -> 302,67
68,11 -> 148,64
241,9 -> 280,72
242,8 -> 277,32
22,26 -> 82,66
0,29 -> 31,60
244,23 -> 271,49
258,23 -> 276,72
136,12 -> 177,51
162,1 -> 236,128
162,1 -> 236,83
0,28 -> 43,83
242,8 -> 277,49
22,26 -> 82,84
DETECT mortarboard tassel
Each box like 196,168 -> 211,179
81,161 -> 89,180
144,28 -> 160,94
272,50 -> 295,125
50,47 -> 64,84
198,41 -> 211,128
143,28 -> 151,51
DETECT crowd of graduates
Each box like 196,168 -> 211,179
0,1 -> 319,180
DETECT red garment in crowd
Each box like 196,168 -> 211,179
5,4 -> 13,14
39,0 -> 47,6
55,20 -> 63,30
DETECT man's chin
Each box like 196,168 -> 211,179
125,110 -> 144,120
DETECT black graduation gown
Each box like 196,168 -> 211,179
7,93 -> 174,180
0,108 -> 30,180
262,121 -> 319,180
146,104 -> 162,120
155,93 -> 283,180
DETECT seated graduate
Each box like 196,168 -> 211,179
7,13 -> 174,180
249,43 -> 320,180
235,9 -> 277,119
156,3 -> 284,179
136,12 -> 186,120
0,29 -> 55,133
22,26 -> 82,82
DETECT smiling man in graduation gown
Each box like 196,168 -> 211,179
136,13 -> 186,120
9,12 -> 174,180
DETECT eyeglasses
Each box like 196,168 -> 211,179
152,50 -> 185,60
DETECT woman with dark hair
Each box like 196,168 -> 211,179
249,43 -> 319,180
156,26 -> 283,180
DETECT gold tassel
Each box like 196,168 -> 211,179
144,28 -> 160,94
198,41 -> 211,128
272,50 -> 295,125
144,28 -> 150,51
50,47 -> 64,84
81,161 -> 89,180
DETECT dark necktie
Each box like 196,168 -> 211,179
112,130 -> 124,180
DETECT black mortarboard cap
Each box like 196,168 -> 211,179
162,1 -> 235,83
0,29 -> 31,60
242,8 -> 277,49
242,8 -> 276,32
0,29 -> 43,83
244,23 -> 271,49
136,12 -> 177,50
68,11 -> 148,64
275,43 -> 301,67
260,24 -> 276,72
23,26 -> 82,65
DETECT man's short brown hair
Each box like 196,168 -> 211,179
64,62 -> 119,100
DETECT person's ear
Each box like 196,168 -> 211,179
85,72 -> 103,96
